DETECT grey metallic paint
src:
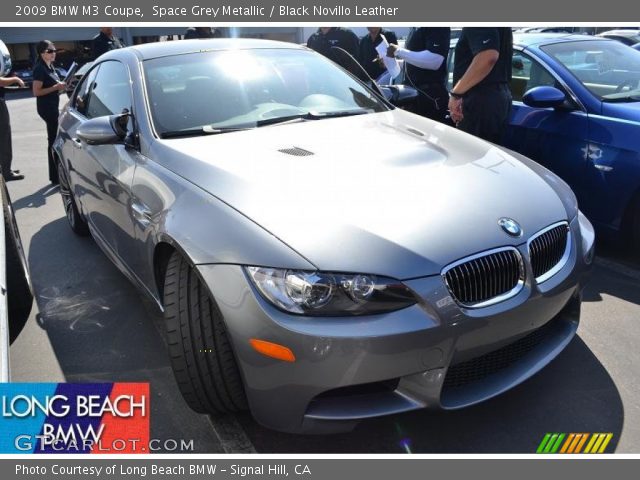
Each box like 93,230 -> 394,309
53,39 -> 594,433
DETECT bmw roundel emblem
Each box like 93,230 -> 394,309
498,218 -> 523,237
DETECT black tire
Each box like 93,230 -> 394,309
2,180 -> 33,343
163,251 -> 248,414
57,159 -> 89,236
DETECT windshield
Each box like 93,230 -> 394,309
143,48 -> 389,136
541,40 -> 640,102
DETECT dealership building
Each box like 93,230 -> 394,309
0,27 -> 310,68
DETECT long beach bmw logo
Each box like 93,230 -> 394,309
498,218 -> 523,237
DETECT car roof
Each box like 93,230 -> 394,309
513,33 -> 609,48
127,38 -> 306,61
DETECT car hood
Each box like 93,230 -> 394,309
150,110 -> 569,279
601,100 -> 640,121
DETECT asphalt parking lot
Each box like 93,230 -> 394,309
5,89 -> 640,453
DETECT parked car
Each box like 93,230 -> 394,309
516,27 -> 576,34
596,29 -> 640,46
505,34 -> 640,249
9,60 -> 33,88
54,39 -> 594,433
447,34 -> 640,250
1,177 -> 34,380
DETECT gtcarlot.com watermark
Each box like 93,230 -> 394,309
14,436 -> 194,453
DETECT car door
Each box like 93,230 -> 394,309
503,50 -> 591,204
71,60 -> 140,271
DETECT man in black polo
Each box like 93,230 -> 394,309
387,28 -> 451,122
92,27 -> 124,60
358,27 -> 398,80
448,27 -> 513,143
1,41 -> 25,181
184,27 -> 224,39
307,27 -> 359,63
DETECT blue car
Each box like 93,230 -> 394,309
503,34 -> 640,249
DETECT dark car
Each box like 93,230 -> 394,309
9,60 -> 33,88
1,177 -> 34,379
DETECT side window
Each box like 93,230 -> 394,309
85,61 -> 133,119
511,52 -> 559,102
74,65 -> 99,116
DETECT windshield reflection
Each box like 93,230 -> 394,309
144,48 -> 388,136
542,40 -> 640,101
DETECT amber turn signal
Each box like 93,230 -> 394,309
249,339 -> 296,362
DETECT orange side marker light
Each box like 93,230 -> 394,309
250,339 -> 296,362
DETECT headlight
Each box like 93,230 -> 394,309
245,267 -> 417,316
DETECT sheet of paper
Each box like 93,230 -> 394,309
375,34 -> 401,79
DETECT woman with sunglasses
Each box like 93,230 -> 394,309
32,40 -> 66,184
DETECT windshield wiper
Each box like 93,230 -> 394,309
160,110 -> 373,137
160,126 -> 251,138
254,109 -> 371,127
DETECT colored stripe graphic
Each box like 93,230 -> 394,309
536,433 -> 552,453
560,433 -> 575,453
598,433 -> 613,453
574,433 -> 589,453
537,433 -> 613,454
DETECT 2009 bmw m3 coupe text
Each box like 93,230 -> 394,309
54,39 -> 594,433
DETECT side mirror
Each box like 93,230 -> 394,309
379,85 -> 419,107
76,113 -> 129,145
522,86 -> 566,108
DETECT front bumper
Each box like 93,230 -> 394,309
196,214 -> 593,433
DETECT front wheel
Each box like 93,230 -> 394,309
163,252 -> 248,414
57,159 -> 89,236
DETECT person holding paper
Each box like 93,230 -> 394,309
387,27 -> 451,123
359,27 -> 398,80
32,40 -> 66,184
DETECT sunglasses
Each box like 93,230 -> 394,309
45,49 -> 57,54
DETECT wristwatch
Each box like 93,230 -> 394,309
449,90 -> 466,99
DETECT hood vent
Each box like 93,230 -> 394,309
278,147 -> 314,157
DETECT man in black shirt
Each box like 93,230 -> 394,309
307,28 -> 359,63
387,27 -> 451,122
184,27 -> 224,39
358,27 -> 398,80
449,27 -> 513,143
92,27 -> 124,60
0,61 -> 25,181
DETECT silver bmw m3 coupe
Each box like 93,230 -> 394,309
53,39 -> 595,433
